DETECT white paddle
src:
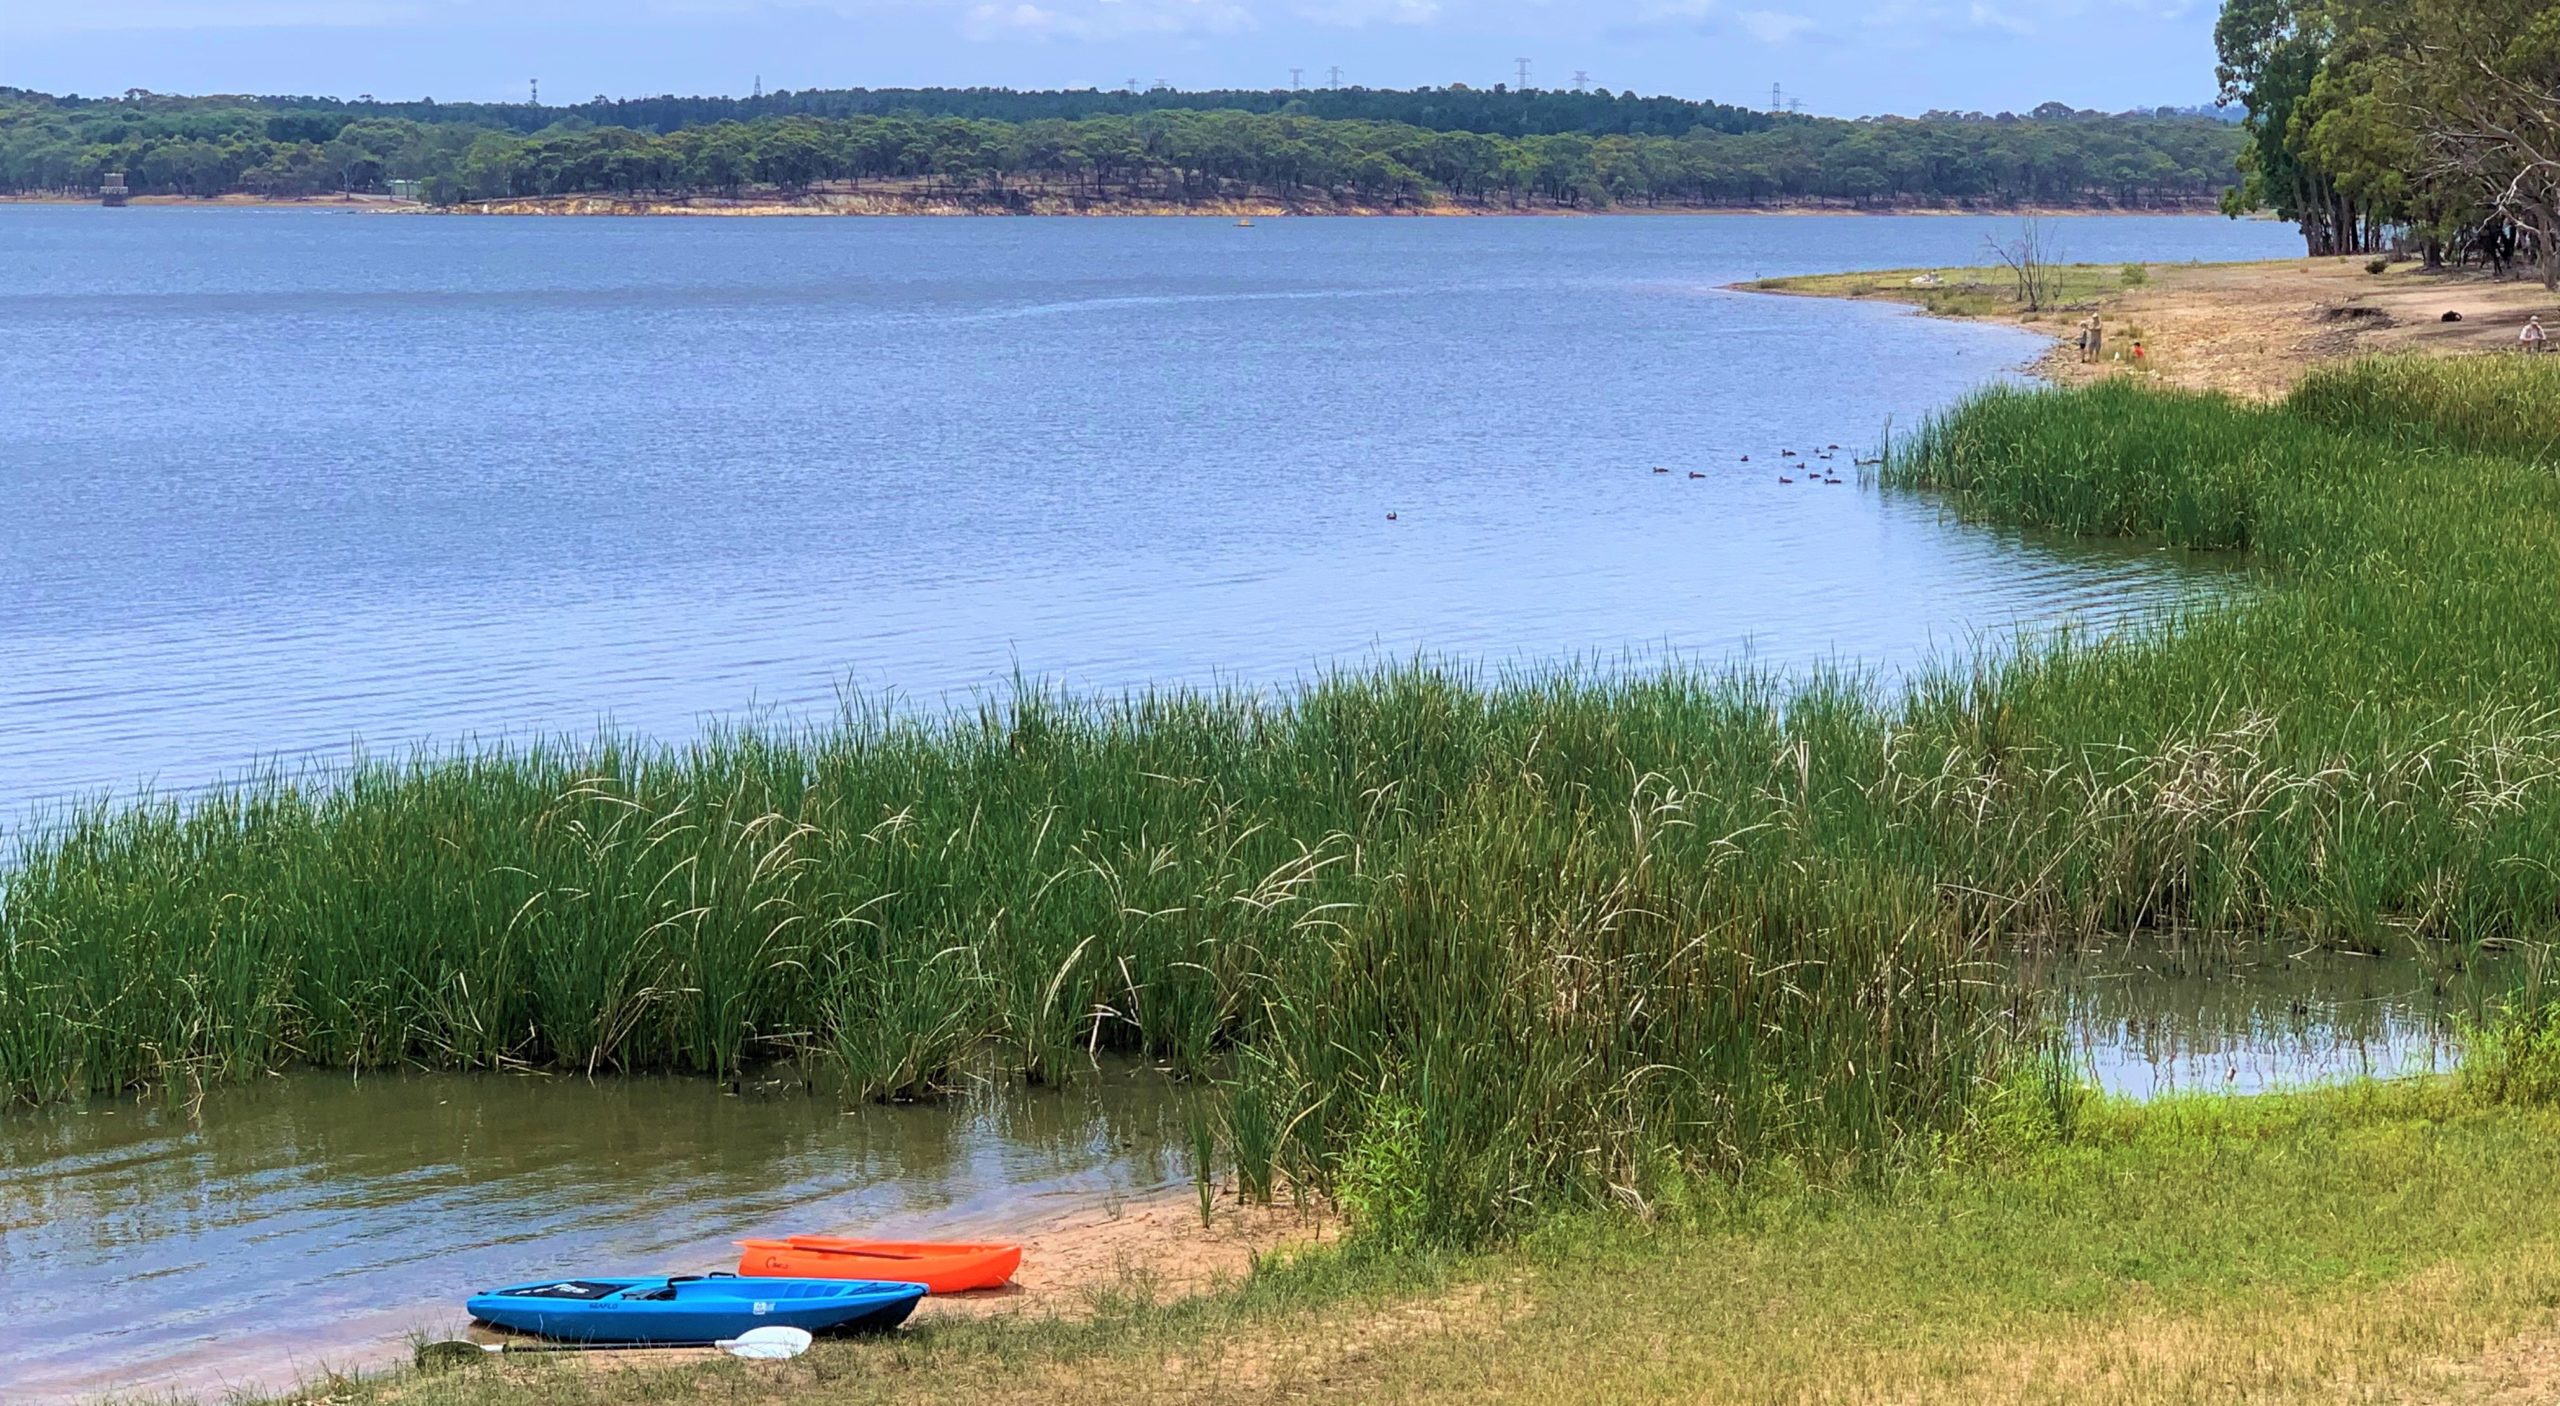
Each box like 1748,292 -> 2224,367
415,1325 -> 813,1367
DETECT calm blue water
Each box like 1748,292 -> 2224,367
0,209 -> 2300,818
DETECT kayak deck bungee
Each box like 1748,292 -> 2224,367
735,1237 -> 1023,1295
467,1273 -> 924,1343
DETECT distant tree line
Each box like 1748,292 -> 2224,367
74,85 -> 1796,140
2215,0 -> 2560,278
0,87 -> 2246,211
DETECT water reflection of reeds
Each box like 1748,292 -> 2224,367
2015,942 -> 2509,1097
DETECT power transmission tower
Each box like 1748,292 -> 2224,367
1770,81 -> 1781,112
529,77 -> 539,106
1514,57 -> 1531,89
1327,65 -> 1343,88
1290,67 -> 1303,89
1124,77 -> 1140,91
753,74 -> 763,99
1572,69 -> 1591,92
1152,77 -> 1170,91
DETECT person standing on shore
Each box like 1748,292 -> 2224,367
2524,315 -> 2548,353
2086,316 -> 2105,364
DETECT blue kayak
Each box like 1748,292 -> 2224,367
468,1273 -> 924,1343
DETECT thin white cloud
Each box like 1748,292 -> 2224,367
960,0 -> 1254,39
1735,8 -> 1813,41
1293,0 -> 1441,26
1967,0 -> 2031,32
3,1 -> 419,34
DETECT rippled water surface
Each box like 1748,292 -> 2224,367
3,207 -> 2317,1401
0,1066 -> 1196,1402
0,209 -> 2297,817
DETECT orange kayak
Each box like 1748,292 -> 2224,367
734,1237 -> 1023,1295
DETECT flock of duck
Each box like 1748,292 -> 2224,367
1652,443 -> 1885,487
1382,444 -> 1887,520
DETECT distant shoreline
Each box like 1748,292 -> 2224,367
0,192 -> 416,211
1742,256 -> 2554,400
2,190 -> 2233,220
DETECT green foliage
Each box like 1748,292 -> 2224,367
1336,1093 -> 1431,1251
2213,0 -> 2558,265
0,87 -> 2246,209
2121,262 -> 2151,285
2462,1002 -> 2560,1107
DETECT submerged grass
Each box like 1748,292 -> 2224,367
15,352 -> 2560,1242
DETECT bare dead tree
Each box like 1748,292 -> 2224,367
1985,217 -> 2066,311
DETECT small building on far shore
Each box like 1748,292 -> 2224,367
101,172 -> 129,207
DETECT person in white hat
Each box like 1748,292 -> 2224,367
2524,315 -> 2549,353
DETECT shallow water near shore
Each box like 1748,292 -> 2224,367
0,944 -> 2496,1404
0,1062 -> 1202,1403
0,208 -> 2297,820
2029,943 -> 2503,1099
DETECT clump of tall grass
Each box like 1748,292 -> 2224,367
2460,947 -> 2560,1106
11,353 -> 2560,1243
0,668 -> 2000,1239
2285,353 -> 2560,465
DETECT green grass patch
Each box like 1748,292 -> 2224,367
1745,261 -> 2163,318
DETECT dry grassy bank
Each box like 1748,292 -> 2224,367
1749,256 -> 2560,399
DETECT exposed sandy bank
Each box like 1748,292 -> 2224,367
1748,256 -> 2560,400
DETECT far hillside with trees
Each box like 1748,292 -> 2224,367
0,87 -> 2245,213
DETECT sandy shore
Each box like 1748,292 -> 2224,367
914,1187 -> 1333,1320
69,1188 -> 1330,1402
440,1189 -> 1333,1378
1750,256 -> 2560,400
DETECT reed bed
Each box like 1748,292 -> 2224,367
2284,353 -> 2560,465
10,354 -> 2560,1240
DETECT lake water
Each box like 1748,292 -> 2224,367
0,208 -> 2299,820
0,1063 -> 1199,1403
1,208 -> 2323,1403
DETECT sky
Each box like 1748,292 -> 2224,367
2,0 -> 2224,119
